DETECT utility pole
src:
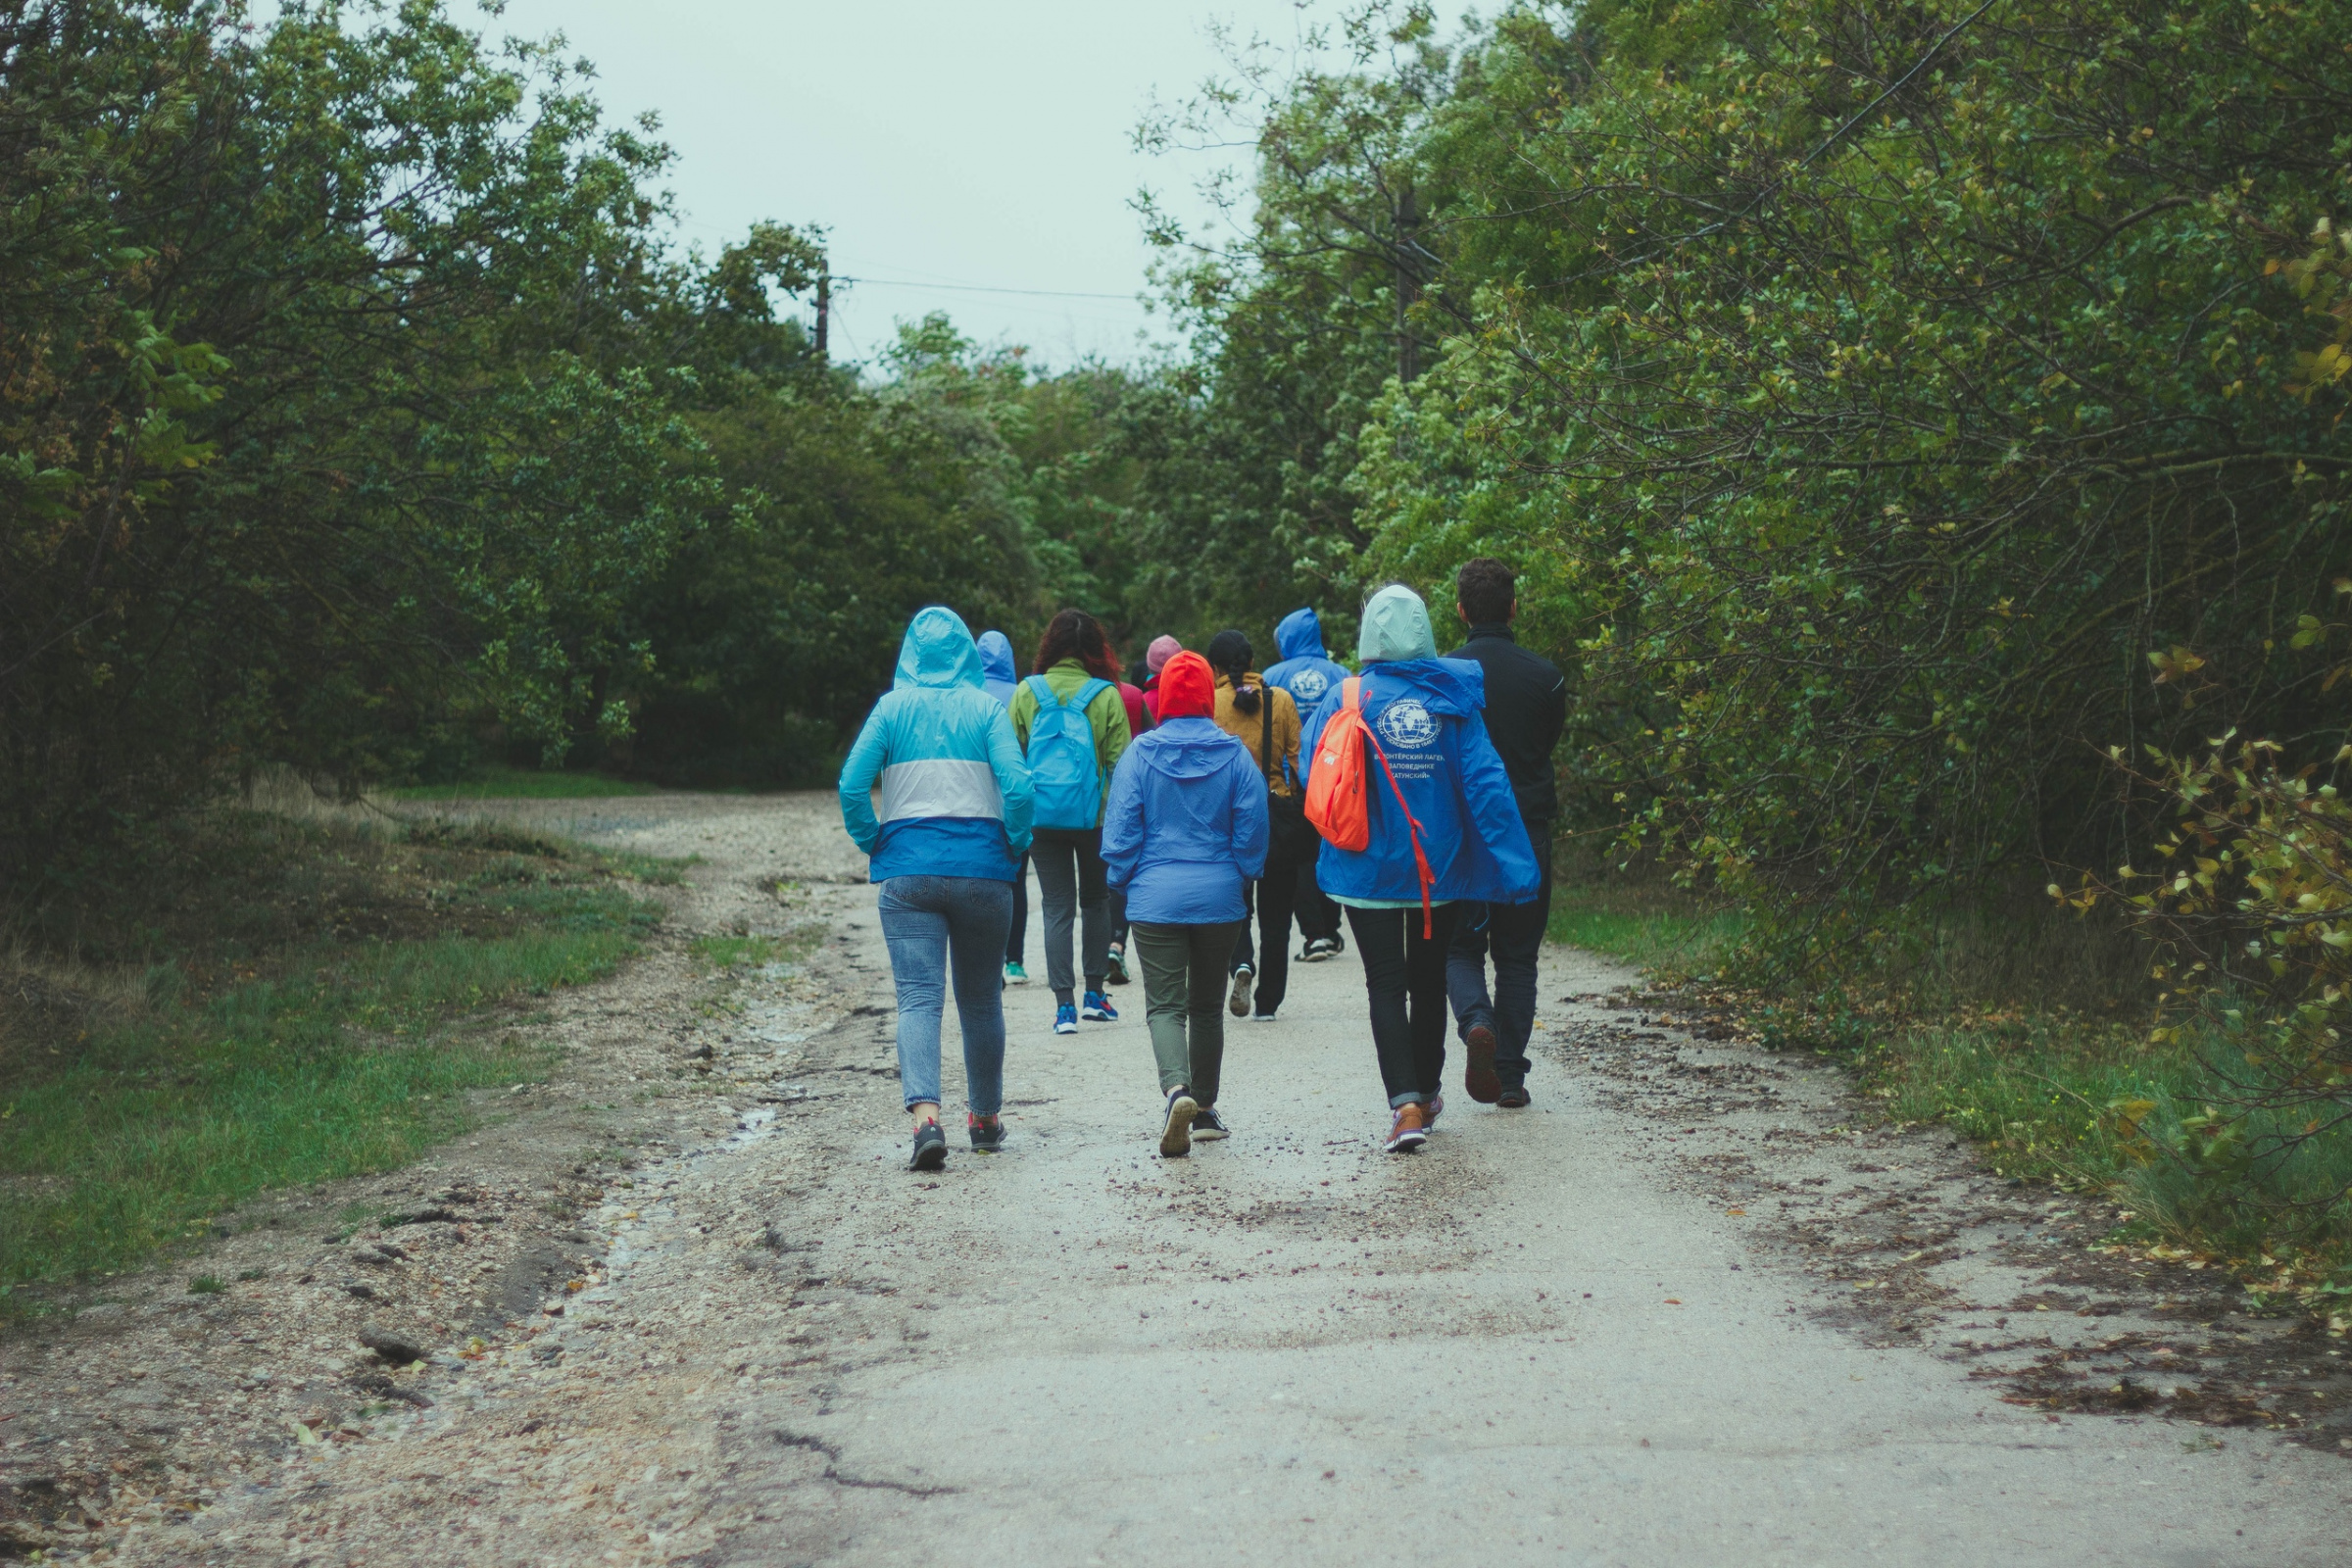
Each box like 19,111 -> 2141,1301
1395,182 -> 1421,385
814,267 -> 830,364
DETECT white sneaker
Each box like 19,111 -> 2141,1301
1250,1011 -> 1278,1023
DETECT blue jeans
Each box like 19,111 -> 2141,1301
878,876 -> 1014,1115
1446,830 -> 1553,1087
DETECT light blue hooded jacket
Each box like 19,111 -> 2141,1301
1298,586 -> 1539,907
1263,607 -> 1351,713
1101,717 -> 1267,924
839,608 -> 1034,882
977,630 -> 1018,707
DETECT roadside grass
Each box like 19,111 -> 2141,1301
1544,856 -> 1746,979
0,809 -> 678,1304
381,765 -> 659,801
688,930 -> 822,971
1544,856 -> 2350,1296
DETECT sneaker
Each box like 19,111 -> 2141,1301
968,1113 -> 1005,1152
1227,965 -> 1254,1017
1054,1004 -> 1078,1035
1105,945 -> 1130,985
1004,961 -> 1029,985
1424,1093 -> 1445,1129
1250,1011 -> 1278,1023
1192,1105 -> 1230,1142
1159,1090 -> 1199,1157
1298,936 -> 1343,962
1463,1021 -> 1502,1103
909,1118 -> 948,1171
1497,1083 -> 1532,1109
1384,1102 -> 1428,1153
1081,990 -> 1119,1022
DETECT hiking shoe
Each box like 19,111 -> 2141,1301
1497,1083 -> 1532,1109
968,1114 -> 1005,1152
1192,1105 -> 1230,1142
910,1119 -> 949,1171
1463,1021 -> 1502,1103
1081,990 -> 1119,1022
1054,1004 -> 1078,1035
1004,961 -> 1029,985
1384,1102 -> 1428,1154
1159,1091 -> 1199,1157
1105,945 -> 1131,985
1228,965 -> 1254,1017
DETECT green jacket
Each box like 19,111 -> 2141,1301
1009,659 -> 1132,821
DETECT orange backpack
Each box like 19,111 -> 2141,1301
1303,676 -> 1437,935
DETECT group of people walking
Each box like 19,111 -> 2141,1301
838,560 -> 1565,1170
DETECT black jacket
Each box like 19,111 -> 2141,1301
1446,624 -> 1566,827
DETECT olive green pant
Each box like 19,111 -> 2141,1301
1131,919 -> 1248,1104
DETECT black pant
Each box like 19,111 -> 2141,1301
1031,827 -> 1109,1004
1348,903 -> 1465,1108
1227,836 -> 1304,1014
1446,833 -> 1553,1087
1004,852 -> 1029,965
1295,858 -> 1342,944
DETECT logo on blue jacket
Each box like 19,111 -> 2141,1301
1288,667 -> 1330,704
1375,698 -> 1440,750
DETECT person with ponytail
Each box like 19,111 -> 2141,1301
1205,630 -> 1306,1022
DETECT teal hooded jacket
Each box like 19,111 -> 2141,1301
838,608 -> 1034,882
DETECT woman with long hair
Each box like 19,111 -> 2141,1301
1006,609 -> 1133,1035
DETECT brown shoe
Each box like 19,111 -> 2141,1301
1384,1102 -> 1428,1153
1463,1022 -> 1501,1103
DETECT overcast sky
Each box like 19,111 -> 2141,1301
475,0 -> 1337,368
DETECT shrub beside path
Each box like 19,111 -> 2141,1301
40,792 -> 2348,1564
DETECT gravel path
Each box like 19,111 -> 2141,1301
56,791 -> 2350,1564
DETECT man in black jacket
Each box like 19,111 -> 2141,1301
1445,558 -> 1566,1106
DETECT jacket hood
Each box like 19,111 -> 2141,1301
1358,586 -> 1438,663
1360,657 -> 1486,717
1128,716 -> 1243,780
1275,607 -> 1328,662
894,606 -> 985,690
975,629 -> 1016,686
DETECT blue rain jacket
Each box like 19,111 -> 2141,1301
976,629 -> 1018,707
1298,660 -> 1541,906
1262,607 -> 1351,713
1101,716 -> 1268,924
839,608 -> 1034,882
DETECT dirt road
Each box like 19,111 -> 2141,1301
91,791 -> 2352,1564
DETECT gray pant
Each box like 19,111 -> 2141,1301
1032,827 -> 1108,1004
1132,919 -> 1247,1104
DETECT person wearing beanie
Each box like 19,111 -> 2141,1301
1102,651 -> 1267,1155
1203,629 -> 1306,1022
1298,583 -> 1539,1152
1140,634 -> 1182,723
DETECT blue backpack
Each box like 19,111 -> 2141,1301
1024,675 -> 1112,830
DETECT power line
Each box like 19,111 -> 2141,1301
833,274 -> 1141,302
